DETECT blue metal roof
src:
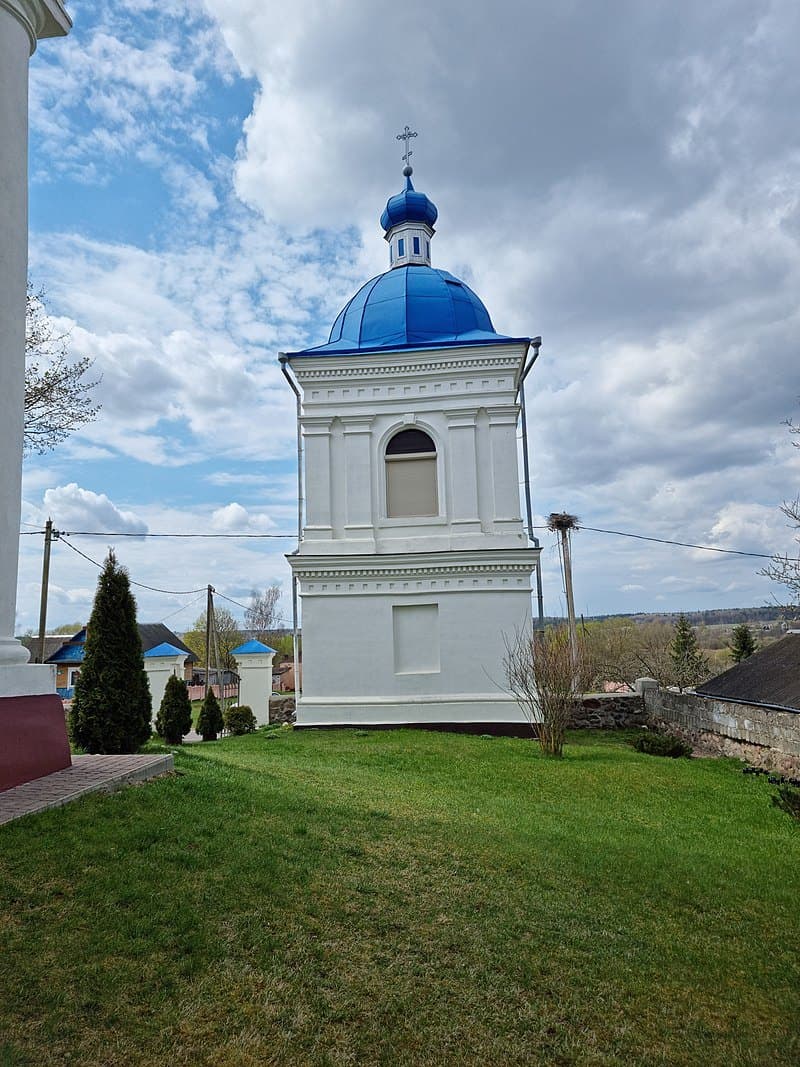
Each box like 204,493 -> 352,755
231,639 -> 276,655
48,642 -> 85,664
291,266 -> 518,357
143,642 -> 187,659
380,174 -> 438,232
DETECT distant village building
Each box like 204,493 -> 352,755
282,157 -> 540,727
22,624 -> 197,702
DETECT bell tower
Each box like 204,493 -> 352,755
283,146 -> 540,727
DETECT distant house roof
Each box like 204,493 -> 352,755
19,634 -> 71,664
48,638 -> 86,663
143,642 -> 187,659
45,623 -> 197,666
231,639 -> 276,655
138,624 -> 197,662
696,633 -> 800,712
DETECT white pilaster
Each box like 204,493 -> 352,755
446,410 -> 481,533
487,407 -> 522,527
302,419 -> 333,538
343,418 -> 374,539
0,0 -> 70,679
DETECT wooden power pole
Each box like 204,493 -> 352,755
547,512 -> 580,675
37,518 -> 56,664
205,584 -> 214,697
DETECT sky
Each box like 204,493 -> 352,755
18,0 -> 800,635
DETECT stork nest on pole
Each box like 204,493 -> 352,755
547,512 -> 580,532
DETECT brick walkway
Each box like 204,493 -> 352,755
0,753 -> 174,826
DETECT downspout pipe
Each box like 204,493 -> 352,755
279,353 -> 303,696
517,336 -> 544,629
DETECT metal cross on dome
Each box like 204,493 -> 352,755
396,125 -> 417,168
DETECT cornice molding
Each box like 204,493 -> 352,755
289,550 -> 538,582
0,0 -> 71,52
292,352 -> 523,383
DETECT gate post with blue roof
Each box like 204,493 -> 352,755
143,643 -> 188,730
232,641 -> 276,726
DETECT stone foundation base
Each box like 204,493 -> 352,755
649,717 -> 800,775
0,693 -> 71,792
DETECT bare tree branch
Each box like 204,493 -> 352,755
503,625 -> 587,758
25,284 -> 101,455
244,585 -> 281,643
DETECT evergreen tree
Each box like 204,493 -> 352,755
669,614 -> 710,691
69,551 -> 152,753
197,689 -> 224,741
728,623 -> 758,663
155,674 -> 193,744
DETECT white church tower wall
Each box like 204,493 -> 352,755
284,151 -> 540,727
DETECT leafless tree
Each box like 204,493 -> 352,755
24,285 -> 101,455
503,625 -> 586,758
244,584 -> 281,643
761,417 -> 800,605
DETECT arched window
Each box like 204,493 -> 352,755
385,428 -> 438,518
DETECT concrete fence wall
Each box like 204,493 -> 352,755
644,687 -> 800,768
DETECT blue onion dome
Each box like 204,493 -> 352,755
313,266 -> 506,353
380,173 -> 438,232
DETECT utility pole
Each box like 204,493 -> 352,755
37,519 -> 57,665
547,513 -> 580,677
205,584 -> 214,697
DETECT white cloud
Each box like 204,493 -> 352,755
211,502 -> 275,532
42,483 -> 148,536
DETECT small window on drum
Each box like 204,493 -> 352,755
385,428 -> 438,518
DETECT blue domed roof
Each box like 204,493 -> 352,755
298,266 -> 510,355
380,174 -> 438,232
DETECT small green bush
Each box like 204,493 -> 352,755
632,732 -> 693,758
197,690 -> 224,741
772,784 -> 800,821
224,704 -> 257,735
156,674 -> 193,744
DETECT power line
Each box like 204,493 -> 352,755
23,520 -> 788,562
58,536 -> 207,596
544,524 -> 780,560
160,591 -> 207,624
47,530 -> 297,539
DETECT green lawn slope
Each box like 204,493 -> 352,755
0,728 -> 797,1066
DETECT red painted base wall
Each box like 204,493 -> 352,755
0,694 -> 71,792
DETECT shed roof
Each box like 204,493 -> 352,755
695,633 -> 800,712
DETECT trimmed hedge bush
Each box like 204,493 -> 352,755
224,704 -> 257,735
197,689 -> 224,741
156,674 -> 193,744
631,732 -> 693,758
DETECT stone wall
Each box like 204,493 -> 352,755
569,692 -> 647,729
644,688 -> 800,772
269,695 -> 296,725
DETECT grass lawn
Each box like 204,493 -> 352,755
0,728 -> 798,1066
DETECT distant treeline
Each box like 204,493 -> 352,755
543,605 -> 796,628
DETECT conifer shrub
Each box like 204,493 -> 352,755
632,732 -> 693,758
224,704 -> 257,735
156,674 -> 193,744
197,689 -> 224,741
669,614 -> 710,691
69,551 -> 152,754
